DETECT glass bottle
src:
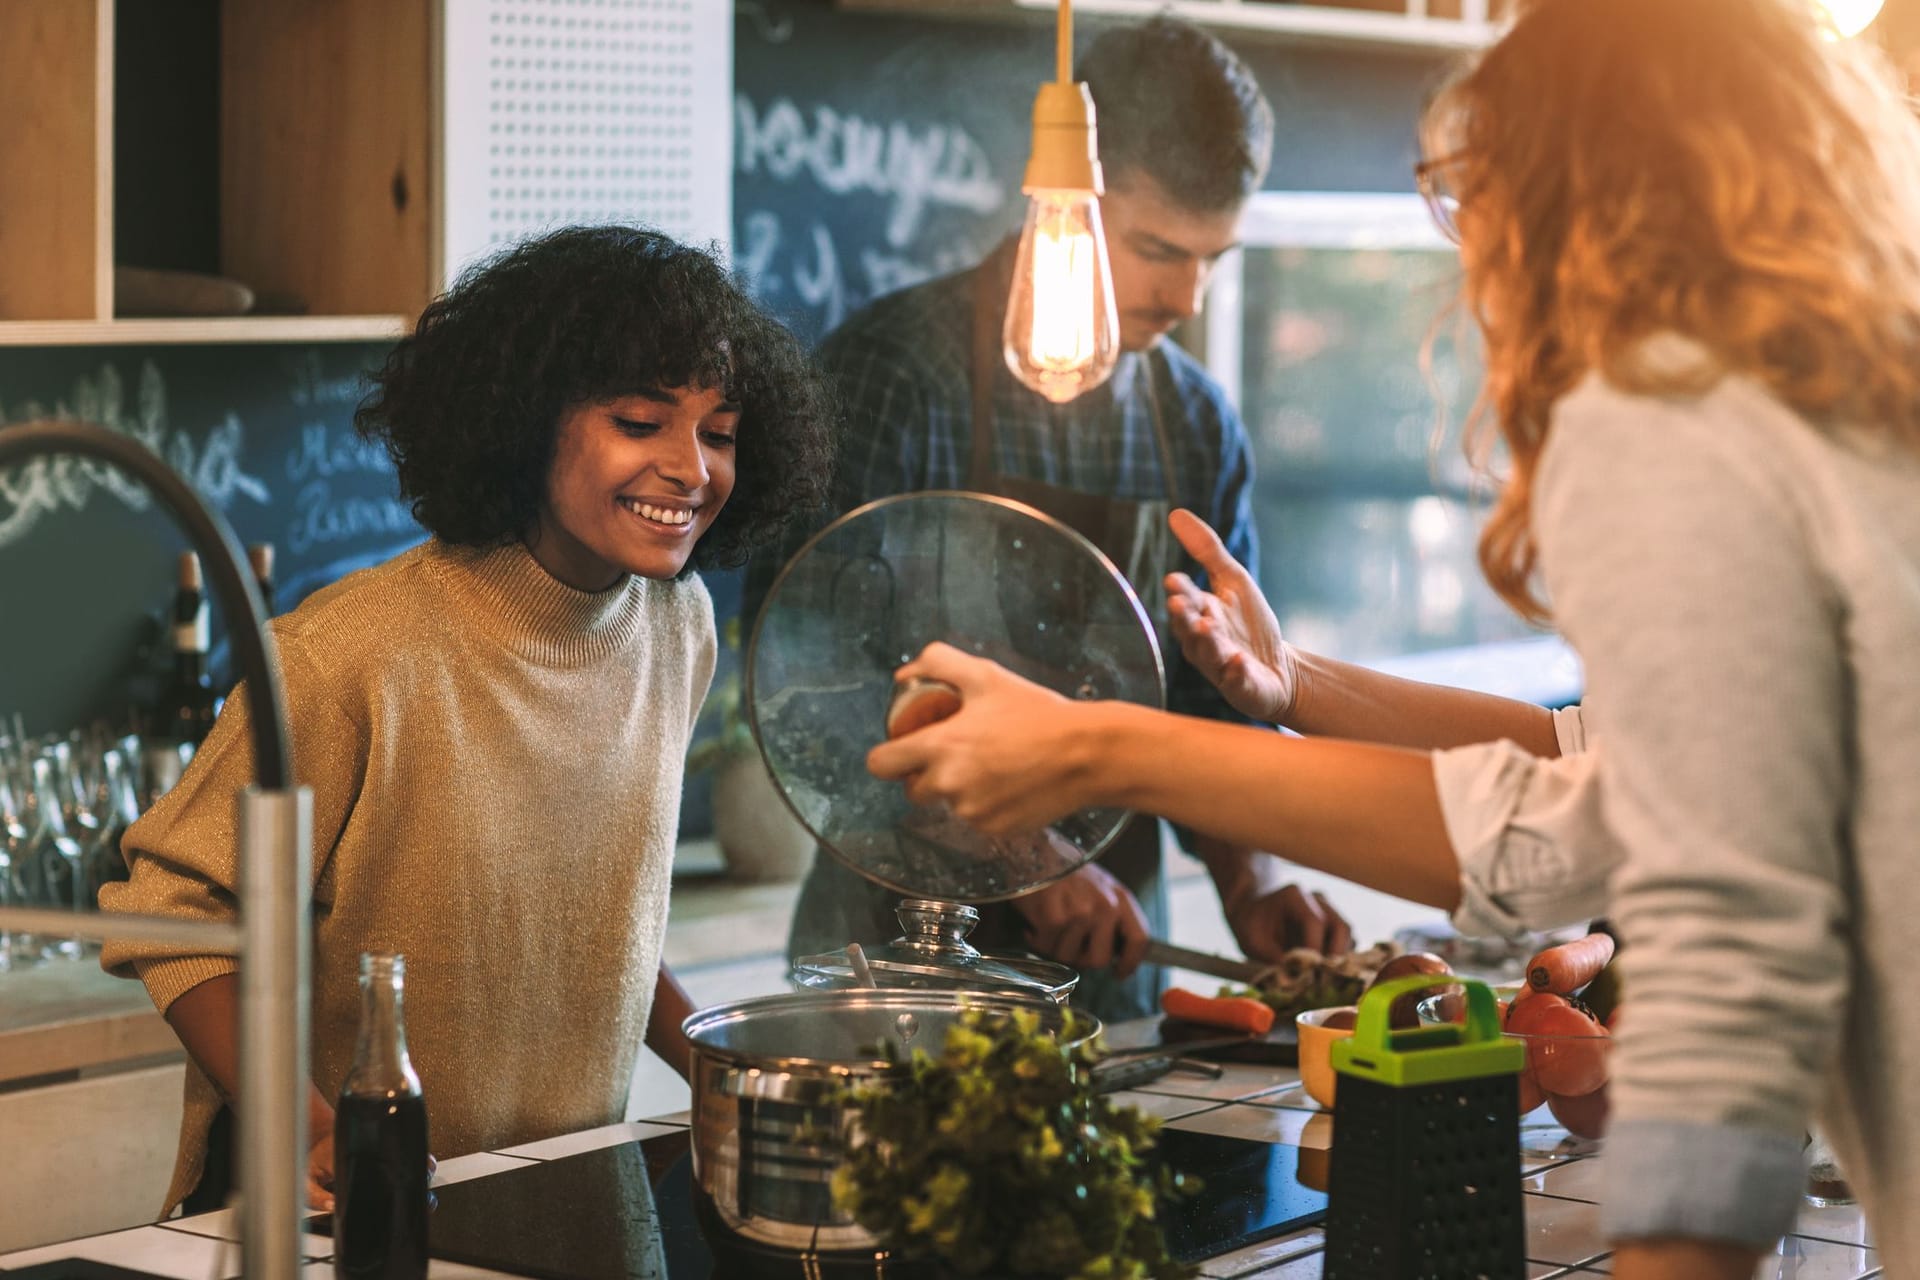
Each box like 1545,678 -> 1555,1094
334,953 -> 430,1280
248,542 -> 277,618
147,552 -> 221,796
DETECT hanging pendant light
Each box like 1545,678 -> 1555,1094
1003,0 -> 1120,404
1818,0 -> 1884,39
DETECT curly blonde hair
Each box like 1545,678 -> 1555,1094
1427,0 -> 1920,620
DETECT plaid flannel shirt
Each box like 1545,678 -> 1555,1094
745,260 -> 1260,729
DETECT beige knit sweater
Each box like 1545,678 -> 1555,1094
99,539 -> 716,1216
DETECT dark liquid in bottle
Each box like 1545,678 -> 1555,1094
333,1092 -> 430,1280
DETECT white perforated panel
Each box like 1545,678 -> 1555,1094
440,0 -> 733,285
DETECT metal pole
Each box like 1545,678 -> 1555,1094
239,786 -> 312,1280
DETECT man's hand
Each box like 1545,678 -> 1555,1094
1164,509 -> 1298,725
1012,863 -> 1153,978
1225,883 -> 1353,961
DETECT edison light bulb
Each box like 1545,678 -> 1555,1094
1819,0 -> 1884,38
1003,190 -> 1120,404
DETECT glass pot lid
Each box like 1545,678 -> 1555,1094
746,491 -> 1165,906
790,902 -> 1082,1003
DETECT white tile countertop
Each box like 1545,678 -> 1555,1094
0,1028 -> 1881,1280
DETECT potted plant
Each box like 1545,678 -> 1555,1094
833,1009 -> 1197,1279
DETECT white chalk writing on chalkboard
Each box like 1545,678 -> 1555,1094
285,423 -> 394,483
279,423 -> 411,556
0,362 -> 270,549
287,481 -> 417,557
286,349 -> 373,409
734,92 -> 1008,334
735,94 -> 1003,247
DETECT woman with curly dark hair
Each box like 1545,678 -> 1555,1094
100,226 -> 835,1218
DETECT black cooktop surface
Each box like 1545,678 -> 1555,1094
360,1126 -> 1325,1280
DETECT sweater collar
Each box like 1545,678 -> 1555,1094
430,539 -> 652,667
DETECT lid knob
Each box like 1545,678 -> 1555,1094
895,900 -> 983,957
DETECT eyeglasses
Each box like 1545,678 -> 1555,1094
1415,155 -> 1464,246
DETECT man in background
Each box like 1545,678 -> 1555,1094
748,16 -> 1353,1021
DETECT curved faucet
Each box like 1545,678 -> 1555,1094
0,420 -> 311,1280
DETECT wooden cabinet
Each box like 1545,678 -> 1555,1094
0,1 -> 116,329
0,0 -> 732,348
0,0 -> 420,345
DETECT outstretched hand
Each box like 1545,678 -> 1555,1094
1164,508 -> 1298,725
866,644 -> 1105,836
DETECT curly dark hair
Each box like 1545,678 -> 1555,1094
1078,17 -> 1274,211
356,225 -> 835,571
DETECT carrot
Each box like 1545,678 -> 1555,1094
1526,932 -> 1616,995
1160,987 -> 1275,1036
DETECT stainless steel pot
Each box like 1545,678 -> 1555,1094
683,989 -> 1098,1253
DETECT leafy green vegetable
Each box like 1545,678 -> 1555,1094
831,1009 -> 1197,1279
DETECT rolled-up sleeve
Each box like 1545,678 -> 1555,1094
1534,384 -> 1850,1249
1433,731 -> 1616,940
99,637 -> 362,1015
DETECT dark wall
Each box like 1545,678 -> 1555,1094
0,345 -> 418,737
732,0 -> 1451,344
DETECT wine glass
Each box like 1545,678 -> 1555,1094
22,753 -> 85,960
81,746 -> 139,915
0,762 -> 44,967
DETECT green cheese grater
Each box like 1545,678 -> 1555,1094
1323,976 -> 1527,1280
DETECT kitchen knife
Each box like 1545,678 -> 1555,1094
1144,938 -> 1276,988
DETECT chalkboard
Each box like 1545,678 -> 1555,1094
731,0 -> 1448,344
0,343 -> 420,738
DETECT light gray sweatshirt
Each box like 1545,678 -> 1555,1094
1429,339 -> 1920,1266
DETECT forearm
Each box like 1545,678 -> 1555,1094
1083,704 -> 1461,910
1187,835 -> 1283,908
1612,1240 -> 1758,1280
1287,651 -> 1561,755
166,974 -> 332,1140
645,963 -> 697,1080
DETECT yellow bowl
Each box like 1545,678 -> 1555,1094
1295,1005 -> 1358,1110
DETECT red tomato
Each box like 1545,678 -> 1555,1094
1515,1065 -> 1546,1116
1506,994 -> 1609,1097
1548,1084 -> 1610,1139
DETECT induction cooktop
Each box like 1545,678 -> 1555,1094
335,1125 -> 1326,1280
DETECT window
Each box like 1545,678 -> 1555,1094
1205,193 -> 1580,703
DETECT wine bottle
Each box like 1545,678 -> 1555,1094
160,552 -> 221,748
248,542 -> 276,618
335,953 -> 430,1280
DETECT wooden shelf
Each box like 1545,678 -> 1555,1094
0,315 -> 408,347
0,0 -> 433,343
839,0 -> 1500,49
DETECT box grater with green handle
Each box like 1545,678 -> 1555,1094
1323,976 -> 1526,1279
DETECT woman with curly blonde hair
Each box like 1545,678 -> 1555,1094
867,0 -> 1920,1271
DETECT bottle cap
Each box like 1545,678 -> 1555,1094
248,543 -> 275,580
177,551 -> 203,591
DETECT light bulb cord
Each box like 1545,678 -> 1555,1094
1056,0 -> 1072,85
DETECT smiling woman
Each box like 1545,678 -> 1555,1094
96,225 -> 836,1221
536,386 -> 743,589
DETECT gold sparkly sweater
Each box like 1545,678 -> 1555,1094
99,539 -> 716,1216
